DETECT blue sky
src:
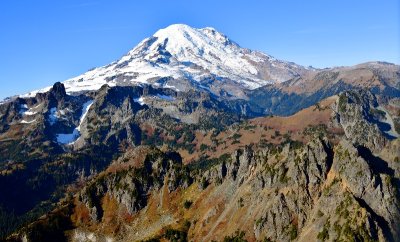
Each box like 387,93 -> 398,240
0,0 -> 399,99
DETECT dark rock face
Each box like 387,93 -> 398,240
1,81 -> 399,241
63,134 -> 399,241
78,148 -> 192,221
334,90 -> 389,152
50,82 -> 67,100
333,140 -> 400,240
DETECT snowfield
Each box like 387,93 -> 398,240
56,100 -> 93,144
21,24 -> 307,98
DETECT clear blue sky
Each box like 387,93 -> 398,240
0,0 -> 399,99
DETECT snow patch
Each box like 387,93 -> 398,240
56,100 -> 93,145
19,104 -> 28,115
24,110 -> 37,116
77,101 -> 94,131
22,24 -> 301,98
164,83 -> 180,91
20,104 -> 41,116
134,96 -> 145,106
20,119 -> 36,124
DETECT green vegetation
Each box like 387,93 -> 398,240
394,121 -> 400,135
7,204 -> 74,242
232,133 -> 242,140
338,94 -> 348,112
188,153 -> 231,171
231,140 -> 240,145
183,200 -> 193,209
287,224 -> 298,240
255,217 -> 264,227
0,207 -> 19,239
238,197 -> 244,207
279,167 -> 290,184
243,124 -> 256,130
201,177 -> 209,189
223,230 -> 247,242
143,220 -> 191,242
164,228 -> 188,242
335,194 -> 353,217
317,219 -> 330,241
259,139 -> 271,148
303,124 -> 328,138
369,108 -> 386,119
200,143 -> 209,151
339,221 -> 375,242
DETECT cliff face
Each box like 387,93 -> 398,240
13,137 -> 399,242
5,90 -> 400,242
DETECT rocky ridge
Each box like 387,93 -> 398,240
5,90 -> 400,242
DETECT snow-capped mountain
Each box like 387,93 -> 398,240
23,24 -> 310,98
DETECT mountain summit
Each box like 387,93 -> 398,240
24,24 -> 309,98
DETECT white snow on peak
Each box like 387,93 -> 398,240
134,96 -> 145,106
76,101 -> 93,131
22,24 -> 306,97
24,110 -> 38,116
56,100 -> 93,144
20,104 -> 41,116
20,119 -> 36,124
134,94 -> 174,105
19,104 -> 28,115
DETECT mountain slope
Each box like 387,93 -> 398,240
248,61 -> 400,115
21,24 -> 310,99
6,91 -> 400,242
16,24 -> 399,117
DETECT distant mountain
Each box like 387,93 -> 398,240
21,24 -> 311,99
248,61 -> 400,115
16,24 -> 400,116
